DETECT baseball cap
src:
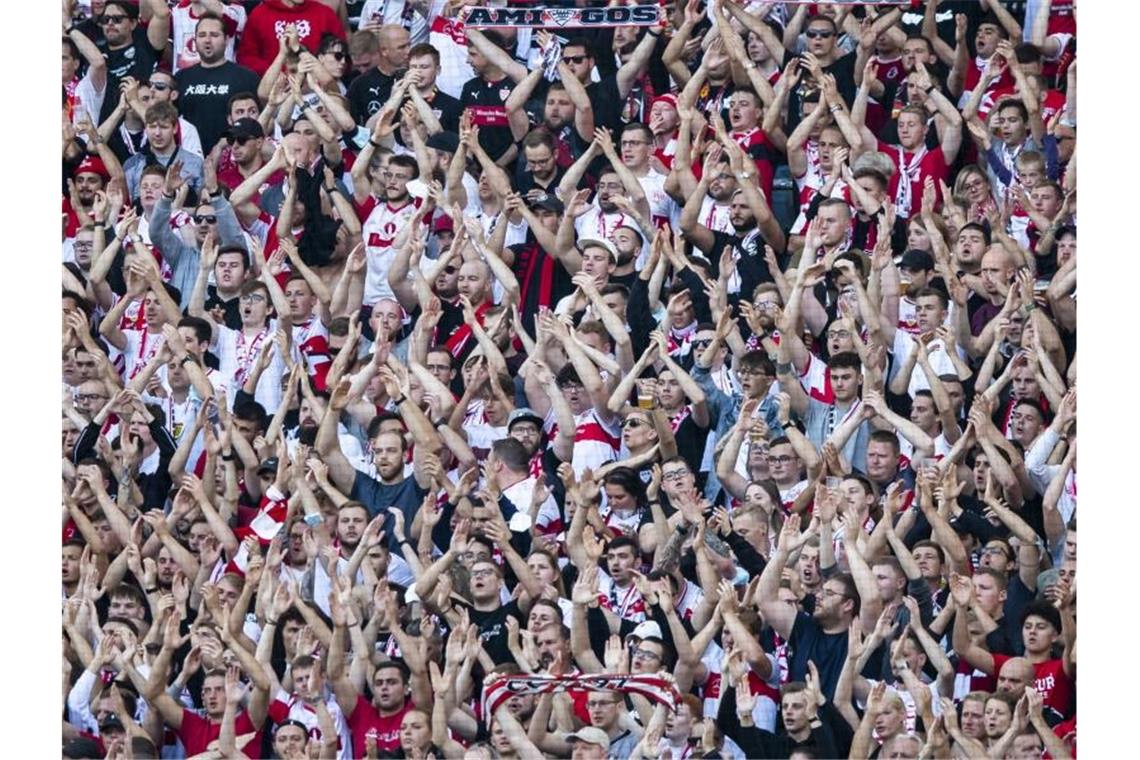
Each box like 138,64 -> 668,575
431,213 -> 454,233
73,155 -> 110,181
527,192 -> 565,214
630,621 -> 662,642
898,249 -> 934,272
426,131 -> 461,154
508,407 -> 544,431
577,237 -> 619,264
566,727 -> 610,751
225,117 -> 265,141
257,458 -> 279,475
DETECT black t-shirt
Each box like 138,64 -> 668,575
205,285 -> 243,330
508,241 -> 575,335
420,89 -> 462,135
470,600 -> 525,665
782,50 -> 858,133
706,230 -> 776,305
99,28 -> 163,123
671,412 -> 710,477
586,73 -> 624,133
348,68 -> 398,125
788,610 -> 849,699
461,75 -> 515,161
175,62 -> 261,153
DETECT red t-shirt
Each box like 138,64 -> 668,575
877,140 -> 948,218
992,654 -> 1075,718
347,694 -> 413,755
177,708 -> 263,757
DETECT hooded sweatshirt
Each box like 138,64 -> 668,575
237,0 -> 345,76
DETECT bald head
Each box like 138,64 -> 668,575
378,25 -> 410,69
996,657 -> 1035,697
980,245 -> 1015,296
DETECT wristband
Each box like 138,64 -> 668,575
369,139 -> 383,148
432,419 -> 447,428
266,618 -> 279,626
303,513 -> 323,527
323,185 -> 337,194
924,84 -> 935,94
162,191 -> 176,200
221,453 -> 235,462
398,538 -> 411,547
829,105 -> 842,113
144,587 -> 158,594
648,29 -> 661,37
1021,303 -> 1036,316
392,395 -> 407,406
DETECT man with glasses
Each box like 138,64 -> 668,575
150,156 -> 246,308
93,1 -> 170,127
176,14 -> 261,153
782,14 -> 857,133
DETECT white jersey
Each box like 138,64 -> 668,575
361,197 -> 424,306
360,0 -> 429,45
268,689 -> 353,760
890,331 -> 965,399
560,408 -> 621,478
428,1 -> 474,99
698,196 -> 735,236
214,320 -> 287,413
122,326 -> 167,381
636,169 -> 678,229
574,205 -> 637,243
171,2 -> 247,72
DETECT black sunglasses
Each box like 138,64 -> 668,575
149,81 -> 171,91
442,265 -> 457,275
194,215 -> 217,225
99,14 -> 129,25
562,55 -> 589,65
226,135 -> 256,146
805,29 -> 835,39
327,51 -> 346,61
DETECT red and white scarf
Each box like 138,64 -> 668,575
233,326 -> 270,387
482,672 -> 680,717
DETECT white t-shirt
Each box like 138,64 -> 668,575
171,2 -> 247,72
360,0 -> 429,45
890,331 -> 965,398
361,197 -> 425,305
213,320 -> 287,412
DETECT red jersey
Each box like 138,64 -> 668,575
877,140 -> 948,219
177,708 -> 263,757
347,695 -> 413,756
993,654 -> 1074,718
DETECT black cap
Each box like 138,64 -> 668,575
898,249 -> 935,272
426,131 -> 460,154
527,192 -> 564,214
63,737 -> 103,759
257,457 -> 279,475
508,407 -> 545,431
225,117 -> 265,141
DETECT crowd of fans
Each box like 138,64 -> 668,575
60,0 -> 1078,757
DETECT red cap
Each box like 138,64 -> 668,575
432,213 -> 454,233
650,93 -> 678,112
73,155 -> 110,181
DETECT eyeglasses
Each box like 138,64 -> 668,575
662,469 -> 690,481
75,393 -> 108,402
805,29 -> 835,39
827,330 -> 852,340
632,648 -> 662,661
767,455 -> 796,464
562,55 -> 589,65
470,568 -> 497,579
149,82 -> 171,91
239,293 -> 267,304
194,215 -> 217,225
99,14 -> 129,25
